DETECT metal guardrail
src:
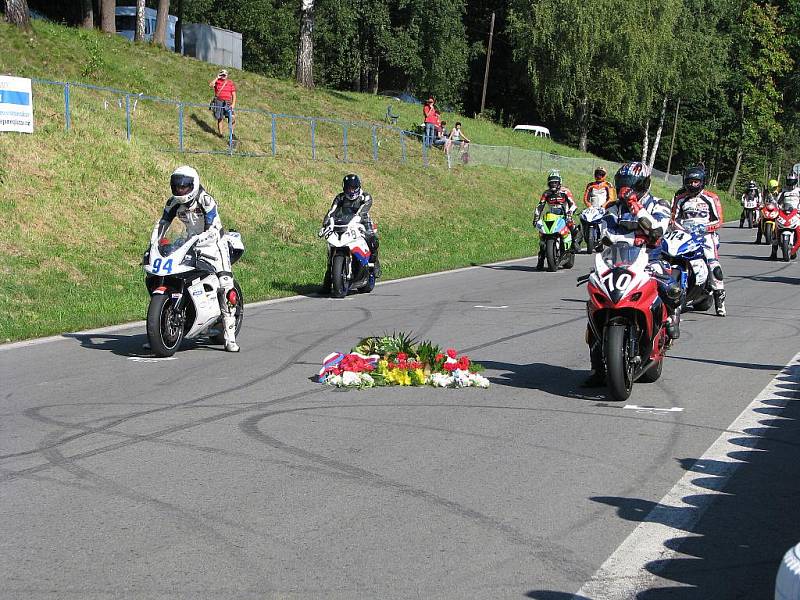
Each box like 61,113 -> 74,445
30,78 -> 680,185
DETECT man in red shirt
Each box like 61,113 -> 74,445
209,69 -> 237,136
422,97 -> 439,147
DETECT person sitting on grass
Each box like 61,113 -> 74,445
209,69 -> 237,137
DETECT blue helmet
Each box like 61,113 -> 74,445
683,166 -> 706,196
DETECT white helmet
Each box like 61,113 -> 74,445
170,165 -> 200,204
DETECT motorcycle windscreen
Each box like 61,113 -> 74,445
158,219 -> 190,256
332,205 -> 358,226
601,242 -> 646,269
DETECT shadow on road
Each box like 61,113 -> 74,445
669,354 -> 785,371
479,360 -> 606,402
479,264 -> 540,273
64,332 -> 209,357
580,370 -> 800,599
269,280 -> 325,298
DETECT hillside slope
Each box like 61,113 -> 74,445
0,20 -> 736,341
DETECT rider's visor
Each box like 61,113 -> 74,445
170,174 -> 194,196
344,186 -> 361,199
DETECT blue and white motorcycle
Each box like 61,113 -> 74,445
660,220 -> 713,312
580,206 -> 606,253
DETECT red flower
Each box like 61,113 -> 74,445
446,348 -> 458,359
457,356 -> 470,370
443,362 -> 457,372
397,352 -> 408,361
435,353 -> 444,361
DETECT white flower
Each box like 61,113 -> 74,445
429,373 -> 454,387
326,374 -> 343,387
342,371 -> 361,387
360,373 -> 375,387
469,373 -> 490,388
453,369 -> 471,387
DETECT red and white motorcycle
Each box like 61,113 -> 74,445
580,239 -> 671,401
773,205 -> 800,262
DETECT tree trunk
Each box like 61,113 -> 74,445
641,119 -> 650,164
80,0 -> 93,28
370,54 -> 379,94
577,96 -> 589,152
153,0 -> 170,47
728,145 -> 743,194
5,0 -> 31,30
100,0 -> 116,33
648,94 -> 668,171
134,0 -> 146,42
174,0 -> 182,53
295,0 -> 315,88
664,97 -> 680,180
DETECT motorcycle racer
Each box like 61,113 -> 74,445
321,174 -> 380,292
739,181 -> 762,228
535,169 -> 581,269
583,162 -> 682,387
671,165 -> 726,317
583,166 -> 617,208
158,165 -> 240,352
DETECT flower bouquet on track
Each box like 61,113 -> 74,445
317,332 -> 489,389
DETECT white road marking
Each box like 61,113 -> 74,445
127,356 -> 177,363
623,405 -> 684,413
474,305 -> 509,309
574,351 -> 800,599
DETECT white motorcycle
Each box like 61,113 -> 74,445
319,206 -> 375,298
142,219 -> 244,357
580,206 -> 606,253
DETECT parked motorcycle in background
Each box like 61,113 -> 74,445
756,199 -> 779,245
142,219 -> 244,357
535,205 -> 575,271
580,206 -> 606,254
320,205 -> 376,298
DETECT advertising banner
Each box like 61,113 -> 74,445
0,76 -> 34,133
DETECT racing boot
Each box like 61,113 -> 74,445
666,310 -> 681,341
714,289 -> 726,317
535,250 -> 545,270
367,236 -> 381,278
582,336 -> 606,387
769,244 -> 778,260
223,313 -> 239,352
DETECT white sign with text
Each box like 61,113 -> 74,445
0,76 -> 34,133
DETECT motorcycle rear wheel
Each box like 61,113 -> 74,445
545,239 -> 558,272
694,295 -> 714,312
605,324 -> 634,401
147,294 -> 185,357
331,254 -> 350,297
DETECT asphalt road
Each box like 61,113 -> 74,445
2,223 -> 800,600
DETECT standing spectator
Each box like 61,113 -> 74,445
209,69 -> 237,137
423,97 -> 439,147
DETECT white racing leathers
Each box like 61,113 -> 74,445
160,188 -> 238,348
671,189 -> 726,314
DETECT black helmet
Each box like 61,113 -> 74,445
343,174 -> 361,200
682,166 -> 706,196
614,162 -> 652,196
786,174 -> 799,190
747,180 -> 758,190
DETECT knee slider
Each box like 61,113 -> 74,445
712,266 -> 724,281
218,272 -> 234,289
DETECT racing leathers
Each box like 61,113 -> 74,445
159,187 -> 239,350
671,187 -> 726,316
321,190 -> 380,290
534,185 -> 580,268
583,179 -> 617,209
585,192 -> 682,383
739,190 -> 761,227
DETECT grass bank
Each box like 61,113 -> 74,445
0,20 -> 737,341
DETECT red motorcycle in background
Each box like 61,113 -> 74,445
756,200 -> 779,245
773,205 -> 800,262
579,240 -> 670,401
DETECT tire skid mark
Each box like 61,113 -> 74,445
458,315 -> 586,354
239,410 -> 594,579
1,307 -> 373,464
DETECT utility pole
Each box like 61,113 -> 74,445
480,11 -> 495,116
664,97 -> 680,181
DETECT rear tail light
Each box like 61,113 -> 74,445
226,289 -> 238,306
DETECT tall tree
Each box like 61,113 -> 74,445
296,0 -> 314,87
79,0 -> 93,28
153,0 -> 170,47
4,0 -> 31,30
100,0 -> 116,34
134,0 -> 146,42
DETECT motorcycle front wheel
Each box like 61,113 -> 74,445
765,225 -> 773,245
331,254 -> 350,298
782,237 -> 791,262
605,324 -> 634,401
545,238 -> 558,272
587,227 -> 598,253
147,294 -> 185,357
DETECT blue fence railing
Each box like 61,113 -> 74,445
31,78 -> 437,166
